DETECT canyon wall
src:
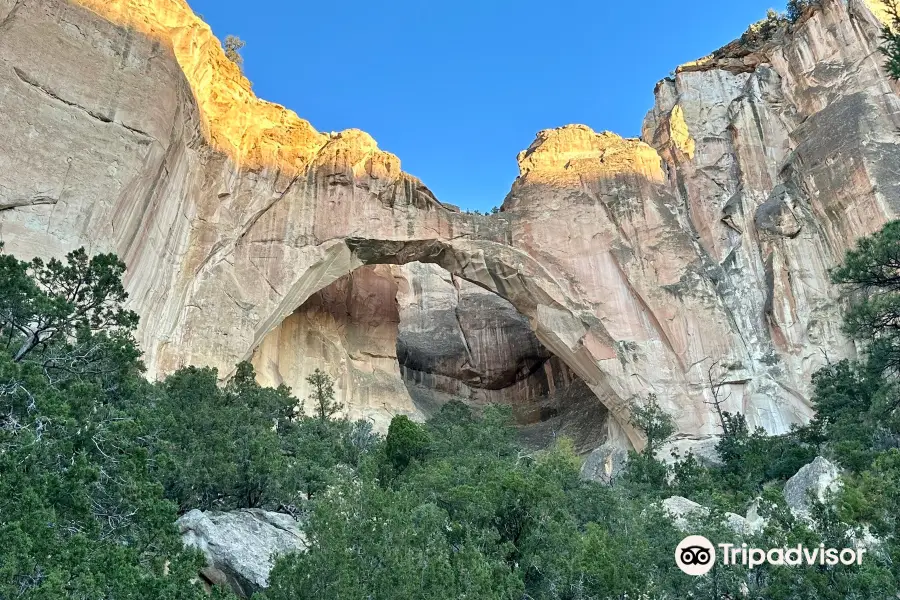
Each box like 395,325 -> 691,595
1,0 -> 899,450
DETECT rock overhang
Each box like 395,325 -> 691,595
2,0 -> 899,454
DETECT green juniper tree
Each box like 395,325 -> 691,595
223,35 -> 246,70
831,220 -> 900,374
882,0 -> 900,79
620,393 -> 676,493
628,393 -> 676,455
0,246 -> 233,599
384,414 -> 430,475
306,368 -> 343,421
0,244 -> 138,365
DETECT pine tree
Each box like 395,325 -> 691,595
306,368 -> 343,421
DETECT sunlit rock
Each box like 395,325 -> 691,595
3,0 -> 900,451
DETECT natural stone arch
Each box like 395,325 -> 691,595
2,0 -> 894,462
242,235 -> 643,450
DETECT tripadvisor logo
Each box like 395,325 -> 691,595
675,535 -> 716,576
675,535 -> 867,576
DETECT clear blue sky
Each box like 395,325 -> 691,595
190,0 -> 779,211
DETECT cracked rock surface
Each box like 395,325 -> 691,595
177,509 -> 307,598
3,0 -> 900,450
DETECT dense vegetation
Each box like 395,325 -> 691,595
3,213 -> 900,597
0,245 -> 371,598
7,4 -> 900,599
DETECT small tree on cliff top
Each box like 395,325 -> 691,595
224,35 -> 246,70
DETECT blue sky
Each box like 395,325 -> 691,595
190,0 -> 779,211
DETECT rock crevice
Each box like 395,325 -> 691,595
2,0 -> 900,451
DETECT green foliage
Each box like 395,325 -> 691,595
823,220 -> 900,462
306,368 -> 343,421
881,0 -> 900,80
0,244 -> 138,366
152,363 -> 294,511
264,394 -> 900,599
786,0 -> 816,23
384,414 -> 430,474
704,412 -> 818,502
223,35 -> 246,69
263,405 -> 695,600
0,246 -> 376,597
0,248 -> 228,598
9,218 -> 900,599
154,363 -> 378,509
627,393 -> 675,455
804,359 -> 890,470
831,220 -> 900,372
838,449 -> 900,536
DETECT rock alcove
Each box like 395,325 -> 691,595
250,262 -> 609,452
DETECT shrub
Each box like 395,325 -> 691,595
223,35 -> 246,69
742,9 -> 787,45
787,0 -> 816,23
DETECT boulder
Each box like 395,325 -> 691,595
177,509 -> 307,598
662,496 -> 710,531
783,457 -> 842,519
581,442 -> 629,484
661,496 -> 764,535
657,435 -> 723,467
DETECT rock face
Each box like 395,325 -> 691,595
661,496 -> 762,535
251,261 -> 610,450
251,264 -> 417,433
177,509 -> 306,597
783,456 -> 842,519
395,262 -> 610,451
580,442 -> 629,484
657,436 -> 723,467
3,0 -> 900,450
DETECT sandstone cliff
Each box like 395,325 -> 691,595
2,0 -> 899,450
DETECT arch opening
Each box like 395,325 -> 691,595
250,260 -> 613,453
241,236 -> 642,450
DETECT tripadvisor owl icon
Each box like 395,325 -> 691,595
676,535 -> 716,576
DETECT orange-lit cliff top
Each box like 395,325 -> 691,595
515,125 -> 666,186
71,0 -> 682,183
71,0 -> 395,173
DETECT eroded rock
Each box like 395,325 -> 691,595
783,457 -> 842,519
581,442 -> 629,484
755,185 -> 803,238
657,436 -> 723,467
177,509 -> 307,598
2,0 -> 900,453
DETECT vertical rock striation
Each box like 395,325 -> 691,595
2,0 -> 900,449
